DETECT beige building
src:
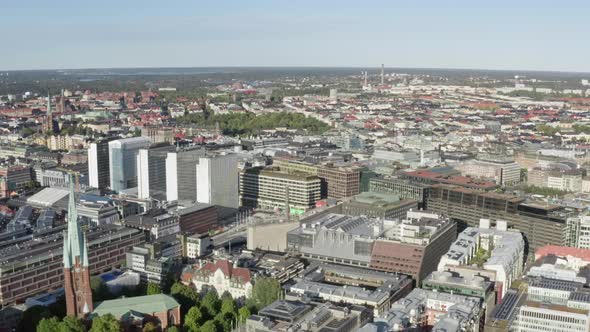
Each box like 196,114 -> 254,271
247,221 -> 299,252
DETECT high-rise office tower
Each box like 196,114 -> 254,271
108,137 -> 151,193
137,144 -> 175,199
166,147 -> 206,202
88,139 -> 114,190
196,154 -> 239,209
63,174 -> 93,318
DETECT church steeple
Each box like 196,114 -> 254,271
63,173 -> 93,318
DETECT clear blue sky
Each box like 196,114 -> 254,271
2,0 -> 589,72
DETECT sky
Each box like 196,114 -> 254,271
1,0 -> 590,72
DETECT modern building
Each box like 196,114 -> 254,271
0,165 -> 32,197
92,294 -> 180,330
240,167 -> 322,214
247,221 -> 300,252
317,164 -> 361,199
122,208 -> 180,240
437,219 -> 525,298
0,223 -> 144,307
183,233 -> 212,259
88,138 -> 114,190
246,300 -> 371,332
341,191 -> 418,220
360,288 -> 484,332
427,184 -> 576,254
136,144 -> 175,199
287,262 -> 412,316
175,203 -> 218,234
108,137 -> 151,192
369,177 -> 430,208
455,156 -> 521,186
188,259 -> 253,299
514,301 -> 590,332
165,146 -> 206,202
287,211 -> 456,284
196,153 -> 239,209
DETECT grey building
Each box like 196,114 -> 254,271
108,137 -> 151,192
165,146 -> 206,202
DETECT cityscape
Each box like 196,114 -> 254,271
2,1 -> 590,332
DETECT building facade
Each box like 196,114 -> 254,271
108,137 -> 151,192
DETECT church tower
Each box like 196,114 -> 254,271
63,173 -> 93,318
44,93 -> 56,133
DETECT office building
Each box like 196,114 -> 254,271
514,302 -> 590,332
369,177 -> 430,208
427,184 -> 576,253
165,146 -> 206,202
317,164 -> 361,199
287,211 -> 456,283
88,139 -> 114,190
455,156 -> 521,186
240,167 -> 321,214
288,262 -> 412,316
108,137 -> 151,192
246,300 -> 371,332
136,144 -> 175,199
0,165 -> 32,197
341,192 -> 418,220
176,203 -> 218,234
196,153 -> 239,209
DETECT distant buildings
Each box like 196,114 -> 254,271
369,177 -> 430,209
341,191 -> 418,220
455,156 -> 521,186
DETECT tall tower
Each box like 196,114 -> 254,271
44,93 -> 54,133
63,173 -> 93,318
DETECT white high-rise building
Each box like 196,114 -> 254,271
108,137 -> 151,193
137,149 -> 150,199
196,154 -> 239,209
165,147 -> 206,202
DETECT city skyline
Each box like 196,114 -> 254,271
2,0 -> 590,72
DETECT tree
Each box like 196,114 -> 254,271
142,322 -> 158,332
183,306 -> 204,332
200,320 -> 219,332
147,282 -> 162,295
238,306 -> 251,324
37,317 -> 61,332
251,278 -> 281,309
17,305 -> 53,332
215,312 -> 235,332
90,276 -> 113,302
90,314 -> 121,332
220,297 -> 237,316
170,282 -> 200,316
201,291 -> 221,318
61,315 -> 86,332
166,327 -> 181,332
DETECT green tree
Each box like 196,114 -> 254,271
170,282 -> 200,316
166,327 -> 181,332
201,291 -> 221,318
250,278 -> 281,310
17,305 -> 53,332
90,314 -> 121,332
215,312 -> 235,332
147,282 -> 162,295
37,317 -> 61,332
142,322 -> 158,332
90,276 -> 113,301
238,306 -> 251,324
183,306 -> 204,332
200,320 -> 219,332
61,315 -> 86,332
220,297 -> 237,316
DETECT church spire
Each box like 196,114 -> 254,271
64,173 -> 86,266
47,92 -> 52,115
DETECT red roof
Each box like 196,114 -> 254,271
199,260 -> 251,283
535,245 -> 590,262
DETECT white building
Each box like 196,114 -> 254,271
189,260 -> 253,299
196,154 -> 239,209
455,157 -> 521,186
108,137 -> 151,192
437,219 -> 525,296
515,304 -> 590,332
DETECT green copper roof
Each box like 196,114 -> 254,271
93,294 -> 180,318
63,173 -> 89,268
